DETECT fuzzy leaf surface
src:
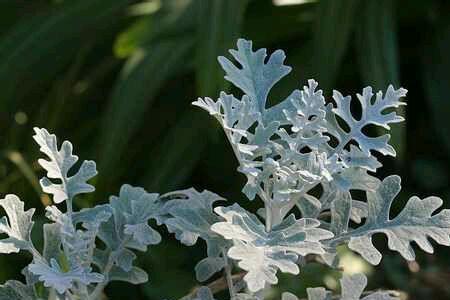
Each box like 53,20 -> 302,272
212,204 -> 333,291
307,274 -> 398,300
33,127 -> 97,203
0,195 -> 34,254
158,188 -> 229,281
29,258 -> 103,294
347,175 -> 450,265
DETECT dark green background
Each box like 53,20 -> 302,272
0,0 -> 449,299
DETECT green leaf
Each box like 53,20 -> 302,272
356,0 -> 400,91
0,0 -> 130,113
356,0 -> 405,162
97,37 -> 193,195
114,17 -> 153,58
423,23 -> 450,153
142,113 -> 209,192
312,0 -> 360,93
195,0 -> 248,96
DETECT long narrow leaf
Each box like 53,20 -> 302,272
96,38 -> 194,196
195,0 -> 248,96
0,0 -> 130,114
423,24 -> 450,154
142,112 -> 208,192
312,0 -> 359,93
356,0 -> 405,163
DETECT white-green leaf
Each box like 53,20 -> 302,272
29,258 -> 103,294
46,204 -> 110,270
159,188 -> 227,256
158,188 -> 229,282
33,127 -> 97,203
0,280 -> 35,300
104,184 -> 162,250
331,86 -> 406,156
96,184 -> 161,278
0,195 -> 34,254
108,266 -> 148,284
217,38 -> 291,115
306,287 -> 330,300
282,292 -> 300,300
307,274 -> 398,300
212,204 -> 333,292
43,223 -> 62,261
194,257 -> 225,283
348,175 -> 450,265
192,287 -> 216,300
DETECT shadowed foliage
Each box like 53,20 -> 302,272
0,1 -> 449,299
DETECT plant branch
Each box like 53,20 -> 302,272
299,290 -> 405,300
178,272 -> 246,300
222,249 -> 236,298
89,237 -> 130,300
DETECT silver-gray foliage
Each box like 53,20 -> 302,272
157,188 -> 230,282
211,204 -> 332,292
0,129 -> 168,299
304,273 -> 398,300
0,39 -> 448,300
192,39 -> 449,298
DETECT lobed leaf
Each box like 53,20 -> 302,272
95,184 -> 161,279
0,280 -> 35,300
212,204 -> 333,292
0,195 -> 34,254
347,176 -> 450,265
158,188 -> 229,282
29,258 -> 103,294
33,127 -> 97,204
331,86 -> 407,156
307,273 -> 398,300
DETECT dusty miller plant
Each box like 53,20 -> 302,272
0,39 -> 449,300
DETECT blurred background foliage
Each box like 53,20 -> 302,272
0,0 -> 449,299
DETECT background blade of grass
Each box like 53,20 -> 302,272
312,0 -> 359,93
140,0 -> 249,192
141,112 -> 208,192
96,37 -> 193,197
356,0 -> 405,164
195,0 -> 248,96
423,23 -> 450,154
0,0 -> 131,114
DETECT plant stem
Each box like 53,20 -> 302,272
178,273 -> 246,300
222,249 -> 236,298
265,201 -> 273,232
89,237 -> 130,300
89,254 -> 115,300
298,290 -> 403,300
